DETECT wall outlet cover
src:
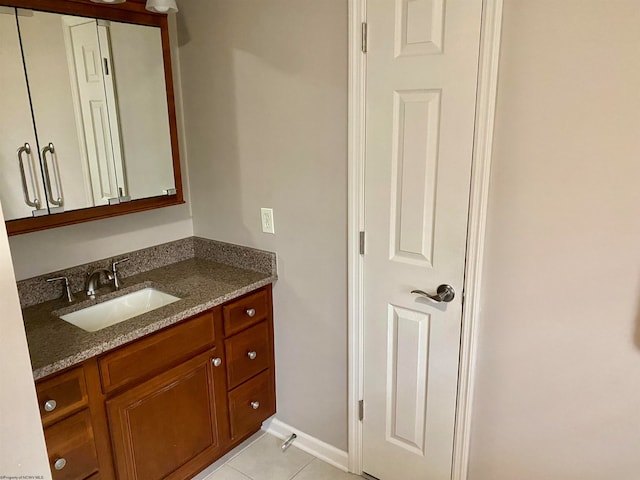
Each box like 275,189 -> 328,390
261,208 -> 275,234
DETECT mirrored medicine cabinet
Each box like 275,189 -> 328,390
0,0 -> 183,235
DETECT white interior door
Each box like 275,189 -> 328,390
97,23 -> 128,198
65,17 -> 120,206
362,1 -> 482,479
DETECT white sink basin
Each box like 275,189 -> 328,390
60,287 -> 180,332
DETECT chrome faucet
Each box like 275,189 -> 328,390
85,257 -> 130,297
86,268 -> 114,298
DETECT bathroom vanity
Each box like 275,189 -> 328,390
20,238 -> 278,479
6,2 -> 278,477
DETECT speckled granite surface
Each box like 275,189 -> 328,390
17,237 -> 275,308
194,237 -> 277,277
24,257 -> 276,380
19,237 -> 277,380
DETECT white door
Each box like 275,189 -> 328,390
65,17 -> 121,206
362,1 -> 482,479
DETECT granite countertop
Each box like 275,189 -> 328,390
24,257 -> 275,380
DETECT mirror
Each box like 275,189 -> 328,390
0,2 -> 182,235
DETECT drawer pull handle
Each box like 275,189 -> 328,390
247,351 -> 257,360
44,400 -> 57,412
54,458 -> 67,470
250,401 -> 260,410
212,357 -> 222,367
246,308 -> 256,317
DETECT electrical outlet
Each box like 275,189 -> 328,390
261,208 -> 275,234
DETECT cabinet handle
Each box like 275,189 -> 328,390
43,399 -> 57,412
53,458 -> 66,470
42,142 -> 64,207
247,351 -> 257,360
17,143 -> 41,209
211,357 -> 222,367
250,401 -> 260,410
245,308 -> 256,317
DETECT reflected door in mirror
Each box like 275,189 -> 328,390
1,4 -> 178,229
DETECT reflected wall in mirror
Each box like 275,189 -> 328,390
0,0 -> 182,235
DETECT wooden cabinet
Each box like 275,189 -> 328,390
223,288 -> 276,441
228,369 -> 276,441
35,285 -> 275,480
43,410 -> 99,480
107,350 -> 228,480
36,367 -> 88,428
98,311 -> 216,394
36,367 -> 99,480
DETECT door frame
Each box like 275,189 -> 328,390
347,0 -> 504,478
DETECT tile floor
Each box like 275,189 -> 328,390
193,432 -> 361,480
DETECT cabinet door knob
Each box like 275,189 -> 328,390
250,401 -> 260,410
211,357 -> 222,367
246,308 -> 256,317
247,351 -> 257,360
54,458 -> 67,470
44,400 -> 57,412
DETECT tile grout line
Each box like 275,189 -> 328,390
200,432 -> 266,479
225,432 -> 268,464
287,457 -> 318,480
224,464 -> 254,480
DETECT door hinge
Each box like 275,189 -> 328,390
359,231 -> 365,255
359,399 -> 364,421
361,22 -> 368,53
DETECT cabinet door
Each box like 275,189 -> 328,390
43,409 -> 99,480
106,350 -> 228,480
17,10 -> 122,212
0,7 -> 47,220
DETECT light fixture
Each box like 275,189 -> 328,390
145,0 -> 178,13
90,0 -> 126,4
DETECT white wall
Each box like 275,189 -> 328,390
177,0 -> 349,450
9,15 -> 193,281
0,202 -> 51,478
110,22 -> 175,200
9,205 -> 192,280
468,1 -> 640,478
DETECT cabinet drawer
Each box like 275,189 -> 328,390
223,289 -> 269,336
44,409 -> 99,480
225,321 -> 271,389
36,367 -> 88,427
99,310 -> 217,393
228,369 -> 275,440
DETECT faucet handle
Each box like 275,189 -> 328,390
111,257 -> 129,290
112,257 -> 129,271
47,276 -> 74,303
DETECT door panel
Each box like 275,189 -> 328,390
390,89 -> 440,266
18,10 -> 104,213
395,0 -> 445,56
362,0 -> 483,478
0,8 -> 46,220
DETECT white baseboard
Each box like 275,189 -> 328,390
262,417 -> 349,472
